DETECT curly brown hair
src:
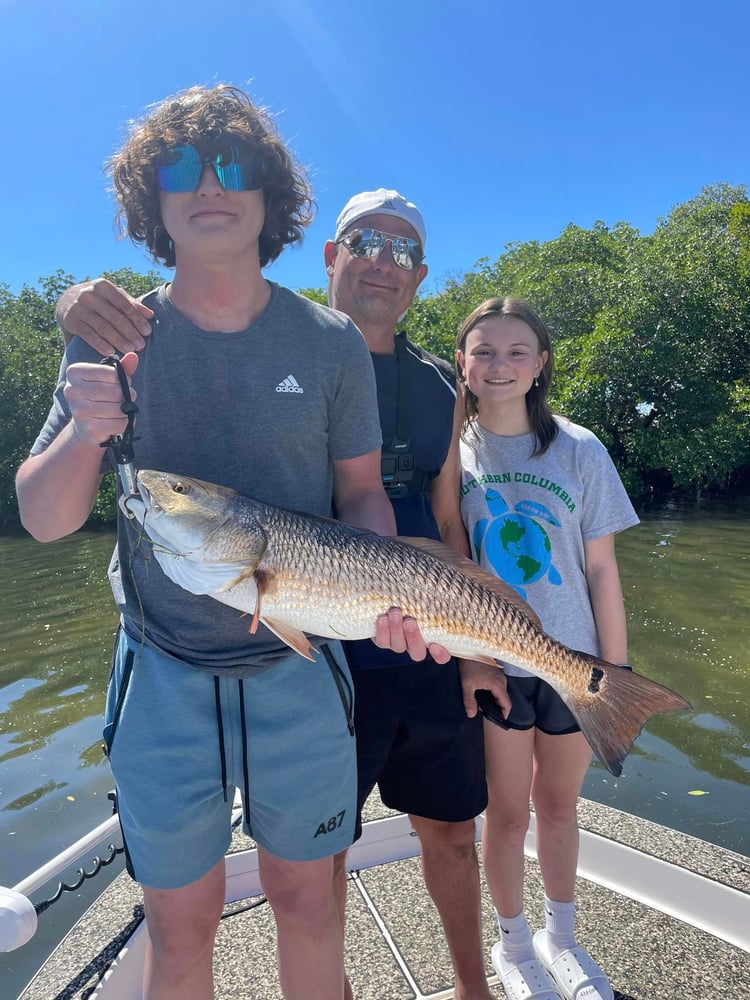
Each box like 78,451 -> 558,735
455,297 -> 558,456
107,84 -> 314,268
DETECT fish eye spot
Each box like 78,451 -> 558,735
173,481 -> 189,495
588,666 -> 604,693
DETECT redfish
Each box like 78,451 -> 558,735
132,470 -> 690,776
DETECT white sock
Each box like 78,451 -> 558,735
495,907 -> 535,964
544,895 -> 576,956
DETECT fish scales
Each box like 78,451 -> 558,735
132,470 -> 691,776
257,514 -> 540,662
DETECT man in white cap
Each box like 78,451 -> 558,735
325,189 -> 499,1000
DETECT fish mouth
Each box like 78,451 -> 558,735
136,472 -> 179,521
134,475 -> 184,555
136,476 -> 160,514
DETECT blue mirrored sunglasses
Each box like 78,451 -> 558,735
156,145 -> 263,193
337,228 -> 425,271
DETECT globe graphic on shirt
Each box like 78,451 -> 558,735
472,488 -> 562,599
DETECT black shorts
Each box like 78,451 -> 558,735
351,659 -> 487,838
502,674 -> 580,735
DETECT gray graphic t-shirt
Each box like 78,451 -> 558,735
32,283 -> 382,673
459,417 -> 639,674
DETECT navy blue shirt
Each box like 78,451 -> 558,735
345,333 -> 457,670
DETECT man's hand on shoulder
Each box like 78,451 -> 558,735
57,278 -> 154,354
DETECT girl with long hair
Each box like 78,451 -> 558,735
456,297 -> 638,1000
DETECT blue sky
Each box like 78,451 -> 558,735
2,0 -> 748,299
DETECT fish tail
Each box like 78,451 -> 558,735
565,660 -> 691,777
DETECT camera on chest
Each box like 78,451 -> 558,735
381,438 -> 416,500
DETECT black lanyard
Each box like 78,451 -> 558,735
388,333 -> 410,453
99,354 -> 140,516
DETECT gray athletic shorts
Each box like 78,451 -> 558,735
104,627 -> 357,889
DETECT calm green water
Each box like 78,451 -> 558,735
1,529 -> 122,997
582,495 -> 750,851
1,498 -> 749,994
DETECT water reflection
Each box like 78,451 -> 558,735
6,780 -> 68,813
582,494 -> 750,854
1,670 -> 102,761
0,530 -> 118,891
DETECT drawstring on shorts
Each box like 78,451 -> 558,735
213,677 -> 228,802
213,676 -> 253,834
238,680 -> 252,835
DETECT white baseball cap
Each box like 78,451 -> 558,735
333,188 -> 427,248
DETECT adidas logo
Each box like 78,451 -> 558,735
275,375 -> 304,394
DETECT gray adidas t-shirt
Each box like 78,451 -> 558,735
459,416 -> 639,675
31,282 -> 382,673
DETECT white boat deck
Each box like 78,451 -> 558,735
14,797 -> 750,999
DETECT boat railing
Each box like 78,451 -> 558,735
1,811 -> 123,954
0,794 -> 244,954
3,800 -> 748,966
